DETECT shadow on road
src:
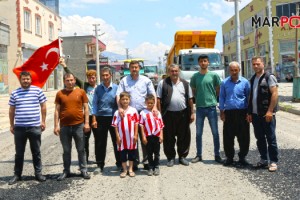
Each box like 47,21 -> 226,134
224,148 -> 300,200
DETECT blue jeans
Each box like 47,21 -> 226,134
14,126 -> 42,176
60,123 -> 87,173
252,114 -> 278,162
196,106 -> 220,157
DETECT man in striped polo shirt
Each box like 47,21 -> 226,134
8,71 -> 47,185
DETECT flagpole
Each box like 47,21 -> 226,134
93,24 -> 101,85
58,37 -> 63,57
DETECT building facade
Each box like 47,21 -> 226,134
0,0 -> 62,93
61,35 -> 106,82
0,20 -> 10,94
222,0 -> 299,80
39,0 -> 59,14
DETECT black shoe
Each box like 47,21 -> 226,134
35,174 -> 46,182
238,158 -> 250,166
8,175 -> 21,185
191,156 -> 202,163
223,158 -> 234,166
57,172 -> 69,181
81,171 -> 90,179
143,164 -> 149,170
167,159 -> 175,167
215,156 -> 223,164
179,158 -> 189,166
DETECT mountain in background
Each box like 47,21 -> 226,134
101,51 -> 127,62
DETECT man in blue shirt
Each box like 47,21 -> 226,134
92,67 -> 120,173
219,61 -> 250,166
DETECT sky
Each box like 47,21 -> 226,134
59,0 -> 252,63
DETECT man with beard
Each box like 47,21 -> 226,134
8,71 -> 47,185
54,73 -> 91,180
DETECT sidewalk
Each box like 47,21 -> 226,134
0,82 -> 299,133
277,82 -> 300,115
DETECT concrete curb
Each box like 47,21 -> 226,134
279,104 -> 300,116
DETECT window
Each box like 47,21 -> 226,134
35,15 -> 41,36
230,29 -> 235,42
24,10 -> 31,31
85,44 -> 93,55
276,2 -> 299,18
243,18 -> 253,35
223,32 -> 230,45
245,47 -> 255,78
48,22 -> 54,40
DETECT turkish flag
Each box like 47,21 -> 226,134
13,39 -> 61,88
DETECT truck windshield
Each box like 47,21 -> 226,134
181,53 -> 223,71
145,66 -> 158,73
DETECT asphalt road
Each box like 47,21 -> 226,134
0,110 -> 299,200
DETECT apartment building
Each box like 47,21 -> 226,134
222,0 -> 299,80
61,35 -> 106,82
0,0 -> 62,93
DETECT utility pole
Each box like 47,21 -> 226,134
234,0 -> 241,68
93,24 -> 101,85
158,57 -> 162,68
225,0 -> 241,75
267,0 -> 274,74
125,48 -> 129,59
293,2 -> 300,101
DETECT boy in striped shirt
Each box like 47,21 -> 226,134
112,92 -> 139,178
140,94 -> 164,176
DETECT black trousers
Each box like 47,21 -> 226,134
134,126 -> 148,167
163,109 -> 191,160
146,136 -> 160,168
84,115 -> 97,162
14,126 -> 42,176
223,109 -> 250,160
95,116 -> 121,168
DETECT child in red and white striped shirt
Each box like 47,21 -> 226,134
112,92 -> 139,178
140,94 -> 164,176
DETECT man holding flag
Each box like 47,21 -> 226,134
8,39 -> 61,185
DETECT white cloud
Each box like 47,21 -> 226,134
155,22 -> 166,29
59,15 -> 169,62
174,15 -> 209,29
204,0 -> 253,22
60,15 -> 127,54
131,42 -> 170,63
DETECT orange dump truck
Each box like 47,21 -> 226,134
166,30 -> 225,81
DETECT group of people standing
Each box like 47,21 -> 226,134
8,54 -> 279,184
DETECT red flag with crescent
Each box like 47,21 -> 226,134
13,39 -> 61,88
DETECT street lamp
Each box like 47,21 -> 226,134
225,0 -> 242,74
